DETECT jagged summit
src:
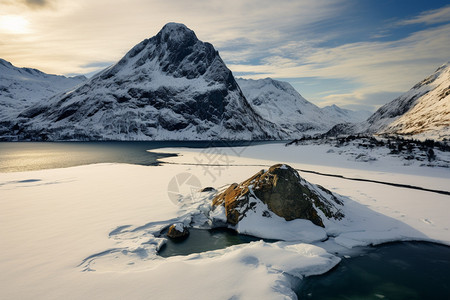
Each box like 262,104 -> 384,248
10,23 -> 280,141
159,22 -> 197,43
97,22 -> 220,81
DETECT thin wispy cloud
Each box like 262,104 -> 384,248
396,5 -> 450,26
0,0 -> 448,111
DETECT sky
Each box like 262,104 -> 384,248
0,0 -> 449,112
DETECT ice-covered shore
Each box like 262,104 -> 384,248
1,143 -> 449,299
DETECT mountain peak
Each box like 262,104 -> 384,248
10,23 -> 278,141
158,22 -> 197,45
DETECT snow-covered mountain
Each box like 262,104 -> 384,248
366,62 -> 450,139
7,23 -> 282,141
237,78 -> 371,136
325,62 -> 450,140
321,104 -> 372,124
0,58 -> 86,121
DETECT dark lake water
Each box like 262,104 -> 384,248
158,228 -> 270,257
0,140 -> 272,173
159,229 -> 450,299
296,241 -> 450,300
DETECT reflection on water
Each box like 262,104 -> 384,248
0,142 -> 168,172
297,241 -> 450,300
0,141 -> 278,173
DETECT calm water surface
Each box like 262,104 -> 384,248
296,241 -> 450,300
0,141 -> 273,173
158,228 -> 272,257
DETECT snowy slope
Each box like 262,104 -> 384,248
321,104 -> 372,124
0,58 -> 86,121
365,62 -> 450,139
9,23 -> 282,141
237,78 -> 371,137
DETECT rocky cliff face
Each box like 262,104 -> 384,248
10,23 -> 282,141
212,164 -> 344,228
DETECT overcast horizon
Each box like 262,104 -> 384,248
1,0 -> 449,112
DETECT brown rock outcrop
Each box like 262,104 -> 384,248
212,164 -> 344,227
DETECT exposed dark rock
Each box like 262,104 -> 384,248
212,164 -> 344,228
167,223 -> 189,239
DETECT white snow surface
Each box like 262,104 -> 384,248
321,104 -> 372,124
234,196 -> 328,242
350,61 -> 450,140
1,143 -> 449,299
0,58 -> 86,121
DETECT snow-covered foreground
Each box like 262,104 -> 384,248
1,144 -> 449,299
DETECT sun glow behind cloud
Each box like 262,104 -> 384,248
0,0 -> 449,111
0,15 -> 30,34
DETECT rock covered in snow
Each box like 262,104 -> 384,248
212,164 -> 344,228
167,223 -> 189,239
8,23 -> 281,141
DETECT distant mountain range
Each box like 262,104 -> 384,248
237,78 -> 371,135
327,62 -> 450,140
1,22 -> 445,141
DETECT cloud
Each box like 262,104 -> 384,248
24,0 -> 48,7
396,5 -> 450,26
228,23 -> 450,111
0,0 -> 54,9
81,61 -> 114,69
0,0 -> 345,75
319,91 -> 402,111
1,0 -> 449,112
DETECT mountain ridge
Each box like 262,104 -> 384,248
0,58 -> 86,122
324,61 -> 450,140
8,23 -> 283,141
237,77 -> 372,137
